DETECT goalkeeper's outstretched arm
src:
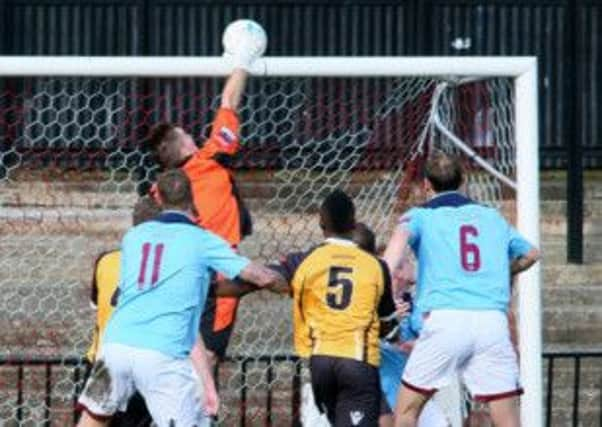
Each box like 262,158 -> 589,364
221,68 -> 248,112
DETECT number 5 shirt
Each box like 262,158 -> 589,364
275,238 -> 396,367
102,212 -> 250,359
399,191 -> 534,314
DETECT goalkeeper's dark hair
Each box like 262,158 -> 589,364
147,123 -> 184,169
320,189 -> 356,235
353,222 -> 376,254
132,196 -> 161,226
156,169 -> 193,211
425,151 -> 464,192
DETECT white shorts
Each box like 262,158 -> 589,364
77,343 -> 209,427
402,310 -> 522,402
418,399 -> 449,427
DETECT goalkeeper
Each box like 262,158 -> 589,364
147,43 -> 261,368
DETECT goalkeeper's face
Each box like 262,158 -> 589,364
174,127 -> 198,159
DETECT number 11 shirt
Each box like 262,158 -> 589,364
102,212 -> 250,359
399,191 -> 534,314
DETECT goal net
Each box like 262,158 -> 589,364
0,57 -> 541,426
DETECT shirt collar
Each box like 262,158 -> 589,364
155,210 -> 197,226
429,190 -> 463,201
422,191 -> 475,209
325,237 -> 357,247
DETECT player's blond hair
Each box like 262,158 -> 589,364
425,151 -> 464,192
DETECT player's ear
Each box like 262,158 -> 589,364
319,218 -> 326,231
154,189 -> 164,206
422,178 -> 433,196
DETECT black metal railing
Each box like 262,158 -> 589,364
0,356 -> 83,425
1,351 -> 601,426
0,354 -> 302,427
544,350 -> 602,427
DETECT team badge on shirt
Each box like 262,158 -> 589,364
217,126 -> 237,147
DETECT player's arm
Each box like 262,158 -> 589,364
238,261 -> 288,290
507,225 -> 540,275
90,266 -> 99,309
511,247 -> 540,275
196,51 -> 254,160
266,251 -> 310,295
383,227 -> 411,278
221,69 -> 248,112
214,276 -> 259,297
216,251 -> 308,296
377,260 -> 404,341
190,335 -> 219,416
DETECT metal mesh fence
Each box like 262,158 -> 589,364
0,75 -> 515,425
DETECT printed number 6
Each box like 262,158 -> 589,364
460,225 -> 481,272
327,266 -> 353,310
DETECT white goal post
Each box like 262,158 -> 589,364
0,56 -> 541,427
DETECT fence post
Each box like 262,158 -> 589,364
565,0 -> 584,263
572,356 -> 581,427
292,360 -> 302,427
546,357 -> 554,427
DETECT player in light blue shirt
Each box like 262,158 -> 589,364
78,170 -> 283,427
384,152 -> 539,427
102,211 -> 248,358
395,194 -> 534,314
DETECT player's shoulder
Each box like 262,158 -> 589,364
418,191 -> 503,218
351,244 -> 383,266
293,244 -> 327,268
317,240 -> 384,271
95,249 -> 120,270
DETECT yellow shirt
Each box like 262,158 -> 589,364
288,238 -> 393,367
85,250 -> 120,362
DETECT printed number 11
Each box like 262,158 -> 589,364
138,243 -> 164,289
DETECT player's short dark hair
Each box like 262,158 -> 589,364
156,169 -> 193,210
132,196 -> 161,226
320,189 -> 356,234
425,151 -> 464,192
147,123 -> 184,169
352,222 -> 376,254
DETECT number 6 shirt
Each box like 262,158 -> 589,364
102,212 -> 250,359
275,238 -> 396,367
399,191 -> 534,314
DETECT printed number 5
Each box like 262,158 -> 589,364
460,225 -> 481,272
327,266 -> 354,310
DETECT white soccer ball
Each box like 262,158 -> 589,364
222,19 -> 268,57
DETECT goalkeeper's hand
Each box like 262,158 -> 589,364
223,38 -> 263,72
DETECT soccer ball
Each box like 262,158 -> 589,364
222,19 -> 268,57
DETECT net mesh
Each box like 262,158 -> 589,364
0,75 -> 515,426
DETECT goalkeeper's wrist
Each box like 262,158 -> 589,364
224,52 -> 255,73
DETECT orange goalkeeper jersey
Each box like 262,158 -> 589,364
183,107 -> 247,247
149,108 -> 250,331
183,108 -> 251,331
